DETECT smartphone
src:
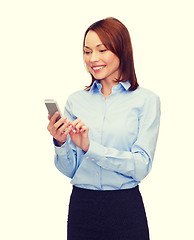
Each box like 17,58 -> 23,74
44,99 -> 62,122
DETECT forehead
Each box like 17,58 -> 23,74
84,31 -> 103,48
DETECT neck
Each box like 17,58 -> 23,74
100,79 -> 119,99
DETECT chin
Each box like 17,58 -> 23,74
93,73 -> 107,80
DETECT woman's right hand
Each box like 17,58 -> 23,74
47,112 -> 72,147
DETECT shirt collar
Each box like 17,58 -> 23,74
90,80 -> 102,92
90,80 -> 131,92
120,81 -> 131,91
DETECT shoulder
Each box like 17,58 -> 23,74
133,86 -> 160,104
135,87 -> 161,118
135,86 -> 159,98
127,87 -> 160,113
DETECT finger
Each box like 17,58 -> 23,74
52,120 -> 69,137
47,112 -> 61,132
54,117 -> 67,129
80,125 -> 89,133
71,118 -> 81,128
50,112 -> 60,124
57,121 -> 71,135
48,113 -> 51,120
63,125 -> 74,136
75,121 -> 85,132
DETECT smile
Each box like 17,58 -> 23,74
91,65 -> 106,73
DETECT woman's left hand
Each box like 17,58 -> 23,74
69,118 -> 90,152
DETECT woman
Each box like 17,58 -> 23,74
47,17 -> 161,240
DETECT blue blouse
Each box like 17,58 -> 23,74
54,80 -> 161,190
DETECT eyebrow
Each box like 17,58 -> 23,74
84,44 -> 105,49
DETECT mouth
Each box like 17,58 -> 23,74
91,65 -> 106,73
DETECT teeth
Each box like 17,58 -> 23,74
92,66 -> 104,70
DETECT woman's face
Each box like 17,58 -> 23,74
83,31 -> 120,82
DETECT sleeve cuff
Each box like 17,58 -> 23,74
84,140 -> 106,163
53,138 -> 68,154
84,140 -> 135,174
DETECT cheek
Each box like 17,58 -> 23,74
83,55 -> 89,66
105,53 -> 120,67
83,56 -> 92,73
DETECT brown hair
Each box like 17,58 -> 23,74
83,17 -> 139,91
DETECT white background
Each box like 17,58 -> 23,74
1,0 -> 194,239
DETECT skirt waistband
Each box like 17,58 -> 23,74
72,185 -> 139,199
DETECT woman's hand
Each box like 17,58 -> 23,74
69,118 -> 90,152
47,112 -> 72,147
47,113 -> 90,151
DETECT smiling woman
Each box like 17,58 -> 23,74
83,17 -> 138,91
83,31 -> 120,92
47,17 -> 161,240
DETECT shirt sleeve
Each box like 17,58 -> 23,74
84,93 -> 161,181
54,97 -> 77,178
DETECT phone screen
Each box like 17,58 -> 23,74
45,100 -> 62,122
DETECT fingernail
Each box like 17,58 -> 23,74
63,117 -> 67,120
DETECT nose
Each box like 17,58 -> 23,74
90,51 -> 99,63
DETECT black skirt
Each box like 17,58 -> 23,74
67,186 -> 149,240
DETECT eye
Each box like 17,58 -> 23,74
100,49 -> 107,53
84,51 -> 92,55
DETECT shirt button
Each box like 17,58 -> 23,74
91,158 -> 95,161
86,157 -> 89,159
96,173 -> 99,176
